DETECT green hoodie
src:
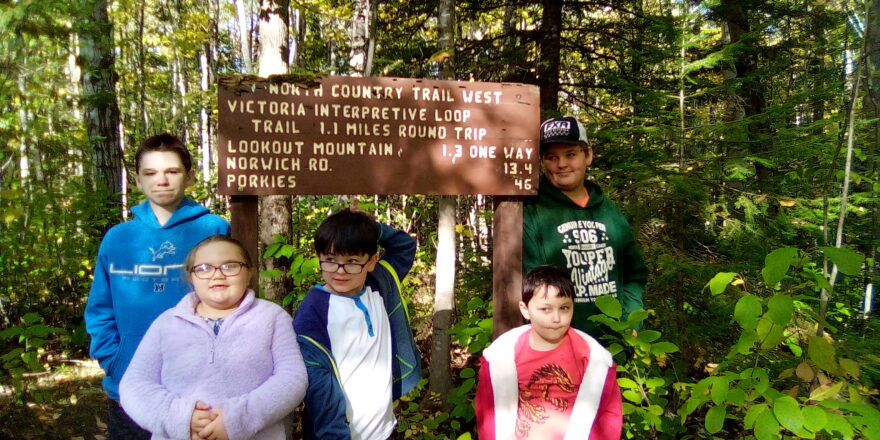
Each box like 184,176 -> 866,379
523,176 -> 647,336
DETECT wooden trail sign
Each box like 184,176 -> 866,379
220,74 -> 537,337
218,75 -> 540,196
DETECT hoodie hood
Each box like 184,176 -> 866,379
131,198 -> 211,229
537,175 -> 606,209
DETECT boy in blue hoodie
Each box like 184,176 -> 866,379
294,209 -> 421,440
84,134 -> 230,440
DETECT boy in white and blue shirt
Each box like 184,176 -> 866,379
293,208 -> 421,440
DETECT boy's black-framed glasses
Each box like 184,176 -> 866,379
319,260 -> 369,274
190,262 -> 248,279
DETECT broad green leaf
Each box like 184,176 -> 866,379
766,295 -> 793,325
459,368 -> 475,379
757,317 -> 785,350
263,242 -> 282,258
288,254 -> 305,275
618,377 -> 639,389
645,377 -> 665,388
589,314 -> 626,332
277,244 -> 295,258
681,396 -> 705,418
622,390 -> 642,404
594,295 -> 622,319
762,247 -> 798,286
21,312 -> 42,325
786,340 -> 803,357
693,377 -> 713,396
651,341 -> 679,355
819,247 -> 864,276
791,426 -> 817,439
705,404 -> 726,434
809,382 -> 844,401
802,406 -> 828,432
745,403 -> 769,429
734,295 -> 762,330
808,336 -> 838,373
729,330 -> 757,355
754,408 -> 781,440
839,358 -> 860,379
741,368 -> 770,394
636,330 -> 661,343
772,396 -> 803,433
0,327 -> 22,339
727,387 -> 746,406
823,412 -> 854,438
811,272 -> 834,291
711,376 -> 729,405
27,324 -> 52,338
706,272 -> 738,295
260,269 -> 282,278
625,309 -> 649,326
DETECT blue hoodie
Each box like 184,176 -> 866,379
85,198 -> 230,400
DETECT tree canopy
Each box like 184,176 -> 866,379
1,0 -> 878,438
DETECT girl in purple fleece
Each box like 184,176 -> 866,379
120,235 -> 307,440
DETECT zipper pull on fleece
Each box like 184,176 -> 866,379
209,339 -> 215,364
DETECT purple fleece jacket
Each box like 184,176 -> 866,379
120,290 -> 307,440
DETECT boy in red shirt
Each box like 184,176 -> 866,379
476,265 -> 622,440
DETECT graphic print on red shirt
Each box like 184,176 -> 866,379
515,330 -> 584,440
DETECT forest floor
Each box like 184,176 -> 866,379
0,360 -> 108,440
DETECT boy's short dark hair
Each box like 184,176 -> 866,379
522,265 -> 575,304
135,133 -> 193,173
314,208 -> 378,256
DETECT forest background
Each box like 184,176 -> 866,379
1,0 -> 879,439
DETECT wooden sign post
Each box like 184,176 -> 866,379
218,75 -> 539,336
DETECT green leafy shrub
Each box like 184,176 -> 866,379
0,312 -> 66,402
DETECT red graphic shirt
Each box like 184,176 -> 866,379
515,331 -> 582,440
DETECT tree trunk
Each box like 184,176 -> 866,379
77,0 -> 123,226
236,0 -> 254,73
290,6 -> 302,66
818,5 -> 868,335
861,0 -> 880,319
137,2 -> 146,139
717,0 -> 770,179
258,0 -> 291,302
199,48 -> 212,192
349,0 -> 369,75
364,0 -> 378,76
429,0 -> 456,407
538,0 -> 562,116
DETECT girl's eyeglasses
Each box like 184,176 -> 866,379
190,262 -> 248,279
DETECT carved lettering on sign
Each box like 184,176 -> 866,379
217,75 -> 540,195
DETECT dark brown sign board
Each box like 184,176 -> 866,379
217,75 -> 540,196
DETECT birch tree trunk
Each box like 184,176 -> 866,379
236,0 -> 254,73
429,0 -> 455,406
818,4 -> 867,335
77,0 -> 123,225
349,0 -> 369,75
258,0 -> 291,302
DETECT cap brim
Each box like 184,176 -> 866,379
540,139 -> 588,148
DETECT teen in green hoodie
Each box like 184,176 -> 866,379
523,116 -> 647,337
